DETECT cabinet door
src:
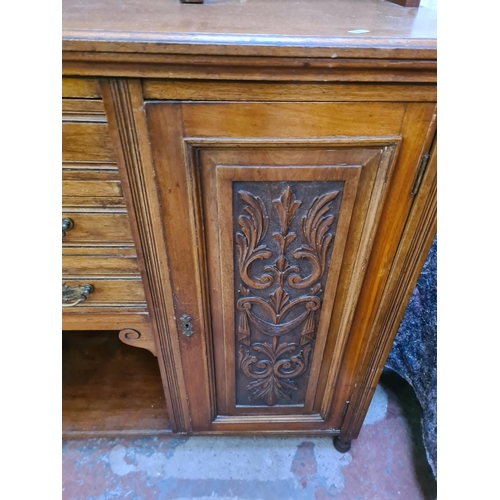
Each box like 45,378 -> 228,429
144,101 -> 433,432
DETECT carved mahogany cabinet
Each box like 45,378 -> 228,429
62,0 -> 437,452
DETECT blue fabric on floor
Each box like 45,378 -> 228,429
385,237 -> 437,478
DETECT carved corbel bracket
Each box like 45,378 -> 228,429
118,328 -> 157,357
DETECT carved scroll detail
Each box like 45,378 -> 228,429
239,343 -> 312,406
235,191 -> 273,290
236,186 -> 339,406
289,191 -> 339,289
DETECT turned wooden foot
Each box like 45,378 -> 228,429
333,436 -> 352,453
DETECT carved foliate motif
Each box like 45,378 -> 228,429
234,182 -> 342,406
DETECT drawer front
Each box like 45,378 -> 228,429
62,180 -> 122,197
62,98 -> 134,245
62,278 -> 146,308
62,247 -> 140,276
62,78 -> 101,98
62,94 -> 148,316
62,211 -> 134,245
62,171 -> 123,198
62,122 -> 115,163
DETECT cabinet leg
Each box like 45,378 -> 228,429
333,436 -> 352,453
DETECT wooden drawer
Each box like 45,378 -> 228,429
62,169 -> 127,209
62,278 -> 146,308
62,122 -> 115,163
62,99 -> 106,122
62,170 -> 123,198
62,247 -> 140,276
62,211 -> 134,245
62,78 -> 101,99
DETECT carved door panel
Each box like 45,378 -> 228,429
144,101 -> 424,432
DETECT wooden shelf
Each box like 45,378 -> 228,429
62,330 -> 171,438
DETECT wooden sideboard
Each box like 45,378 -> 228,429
62,0 -> 437,452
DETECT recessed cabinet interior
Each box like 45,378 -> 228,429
63,0 -> 437,452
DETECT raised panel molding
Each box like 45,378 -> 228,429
182,137 -> 400,421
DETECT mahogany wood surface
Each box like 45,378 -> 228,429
62,0 -> 436,446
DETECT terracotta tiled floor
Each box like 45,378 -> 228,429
62,373 -> 436,500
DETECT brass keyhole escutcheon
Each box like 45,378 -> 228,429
180,314 -> 194,337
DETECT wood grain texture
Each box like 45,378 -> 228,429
62,170 -> 123,198
62,122 -> 116,162
101,78 -> 191,433
62,99 -> 106,121
62,77 -> 101,98
62,247 -> 139,276
144,80 -> 437,102
61,211 -> 134,245
62,194 -> 126,210
62,180 -> 122,198
179,102 -> 406,138
62,278 -> 147,307
340,137 -> 437,442
62,311 -> 150,331
62,54 -> 436,83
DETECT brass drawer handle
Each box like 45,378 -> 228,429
62,283 -> 94,307
62,218 -> 74,237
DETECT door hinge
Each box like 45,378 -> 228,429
411,154 -> 430,195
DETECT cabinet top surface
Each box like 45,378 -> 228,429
62,0 -> 436,58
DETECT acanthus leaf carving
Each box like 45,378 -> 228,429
235,185 -> 339,406
272,186 -> 302,238
235,191 -> 274,290
239,343 -> 312,405
289,191 -> 339,289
